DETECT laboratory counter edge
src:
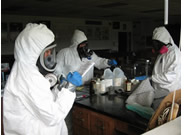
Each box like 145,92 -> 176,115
73,92 -> 149,134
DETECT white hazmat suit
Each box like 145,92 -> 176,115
55,29 -> 110,84
3,23 -> 76,135
151,26 -> 181,92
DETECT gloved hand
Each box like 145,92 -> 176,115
108,59 -> 117,66
67,71 -> 82,86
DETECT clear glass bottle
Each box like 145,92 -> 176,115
145,60 -> 149,76
134,65 -> 136,77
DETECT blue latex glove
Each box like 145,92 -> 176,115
67,71 -> 82,86
135,75 -> 147,81
108,59 -> 117,66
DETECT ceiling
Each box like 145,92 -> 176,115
2,0 -> 181,22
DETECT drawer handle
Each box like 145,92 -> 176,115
76,117 -> 85,122
79,118 -> 84,122
95,125 -> 104,130
79,119 -> 84,122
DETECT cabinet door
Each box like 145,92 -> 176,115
114,119 -> 145,135
90,111 -> 115,135
72,106 -> 90,135
72,106 -> 90,129
73,125 -> 89,135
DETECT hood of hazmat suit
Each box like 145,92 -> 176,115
3,23 -> 76,135
55,29 -> 110,84
151,26 -> 181,92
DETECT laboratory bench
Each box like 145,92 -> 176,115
72,90 -> 149,135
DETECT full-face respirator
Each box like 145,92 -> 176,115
37,43 -> 58,88
37,43 -> 57,75
77,41 -> 93,60
37,43 -> 77,91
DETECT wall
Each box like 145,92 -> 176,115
132,19 -> 181,59
1,15 -> 133,55
133,20 -> 165,52
1,15 -> 181,58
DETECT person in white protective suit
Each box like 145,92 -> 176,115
54,29 -> 117,85
151,26 -> 181,92
3,23 -> 82,135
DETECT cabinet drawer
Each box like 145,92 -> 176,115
73,125 -> 89,135
115,119 -> 145,135
72,106 -> 89,129
115,120 -> 129,134
90,111 -> 115,135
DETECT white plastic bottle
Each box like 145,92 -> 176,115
95,78 -> 101,95
100,80 -> 106,94
103,69 -> 113,92
113,67 -> 127,90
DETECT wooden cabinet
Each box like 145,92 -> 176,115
90,111 -> 115,135
72,105 -> 145,135
114,119 -> 144,135
72,105 -> 114,135
72,106 -> 90,135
